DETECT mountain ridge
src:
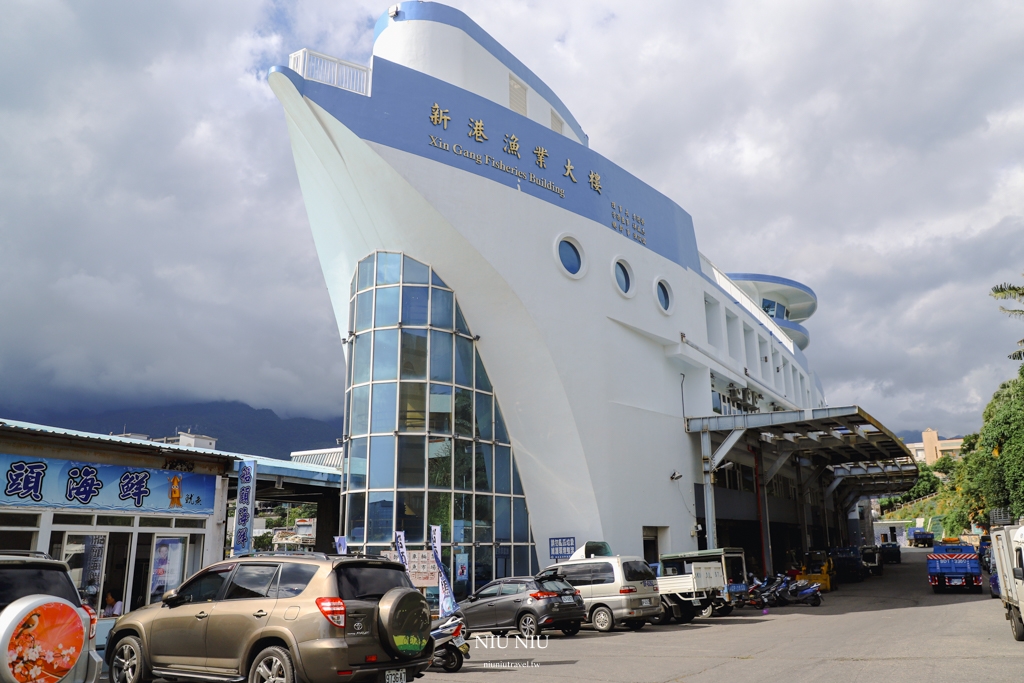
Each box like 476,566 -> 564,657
0,401 -> 344,460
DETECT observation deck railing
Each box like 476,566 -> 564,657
699,253 -> 795,354
288,49 -> 370,96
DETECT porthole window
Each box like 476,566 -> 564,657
558,239 -> 582,275
656,280 -> 672,312
614,261 -> 630,293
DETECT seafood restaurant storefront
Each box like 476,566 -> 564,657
0,419 -> 232,641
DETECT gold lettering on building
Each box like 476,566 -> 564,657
467,118 -> 488,142
429,103 -> 450,130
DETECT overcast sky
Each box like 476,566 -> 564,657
2,1 -> 1022,437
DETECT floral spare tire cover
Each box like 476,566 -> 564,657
0,595 -> 85,683
376,588 -> 430,659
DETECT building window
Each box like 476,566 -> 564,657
558,239 -> 582,275
342,251 -> 535,598
550,110 -> 563,134
614,261 -> 631,294
656,281 -> 671,311
509,75 -> 527,116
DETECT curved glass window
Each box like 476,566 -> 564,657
558,239 -> 582,274
376,252 -> 401,285
615,261 -> 630,293
372,329 -> 398,381
374,286 -> 399,327
657,281 -> 671,310
343,251 -> 535,595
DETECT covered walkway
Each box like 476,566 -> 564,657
688,406 -> 918,574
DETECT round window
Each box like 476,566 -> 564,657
614,261 -> 630,293
558,240 -> 582,275
656,281 -> 671,311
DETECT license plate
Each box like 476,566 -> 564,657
640,598 -> 652,606
452,635 -> 465,647
561,596 -> 575,603
950,578 -> 963,586
383,671 -> 406,683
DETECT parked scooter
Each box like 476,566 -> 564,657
778,581 -> 819,606
430,614 -> 471,673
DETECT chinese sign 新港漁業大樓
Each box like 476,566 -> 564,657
0,454 -> 217,515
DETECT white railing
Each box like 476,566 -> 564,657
699,253 -> 795,354
288,49 -> 371,96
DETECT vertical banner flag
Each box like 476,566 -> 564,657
395,530 -> 409,571
232,459 -> 256,557
430,525 -> 457,618
334,536 -> 347,554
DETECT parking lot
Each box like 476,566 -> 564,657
426,548 -> 1023,683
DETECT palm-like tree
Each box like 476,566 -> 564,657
992,276 -> 1024,360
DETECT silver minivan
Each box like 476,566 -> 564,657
540,556 -> 660,632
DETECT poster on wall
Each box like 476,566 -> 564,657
150,537 -> 185,604
454,553 -> 469,584
232,459 -> 256,556
0,454 -> 216,515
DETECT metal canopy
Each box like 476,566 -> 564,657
688,406 -> 919,553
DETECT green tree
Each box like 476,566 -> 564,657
253,532 -> 274,551
932,455 -> 956,475
992,276 -> 1024,360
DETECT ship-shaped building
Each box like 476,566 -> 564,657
270,2 -> 916,595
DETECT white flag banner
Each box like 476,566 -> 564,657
430,525 -> 457,618
394,530 -> 409,571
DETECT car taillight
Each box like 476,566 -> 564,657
530,591 -> 559,600
974,576 -> 983,585
316,597 -> 346,627
81,605 -> 97,639
574,589 -> 580,595
619,586 -> 637,594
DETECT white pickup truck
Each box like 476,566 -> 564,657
991,524 -> 1024,640
649,556 -> 724,624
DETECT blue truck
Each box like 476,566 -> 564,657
908,527 -> 934,548
927,544 -> 982,593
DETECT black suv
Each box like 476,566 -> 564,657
457,575 -> 586,637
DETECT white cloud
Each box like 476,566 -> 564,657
1,0 -> 1022,436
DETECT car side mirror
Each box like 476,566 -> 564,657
162,589 -> 182,606
467,595 -> 478,602
1013,568 -> 1023,581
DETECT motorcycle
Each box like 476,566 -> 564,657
430,614 -> 471,673
743,574 -> 771,609
772,576 -> 823,607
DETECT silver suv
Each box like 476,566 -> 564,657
105,552 -> 432,683
0,551 -> 102,683
541,556 -> 660,631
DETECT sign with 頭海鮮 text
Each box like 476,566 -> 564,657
0,453 -> 216,515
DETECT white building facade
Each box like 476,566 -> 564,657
269,2 -> 912,590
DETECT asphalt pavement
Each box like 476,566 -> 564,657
426,547 -> 1023,683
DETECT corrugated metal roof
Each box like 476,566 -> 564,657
0,418 -> 240,460
233,454 -> 341,484
0,418 -> 341,485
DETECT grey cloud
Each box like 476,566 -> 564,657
1,1 -> 1022,438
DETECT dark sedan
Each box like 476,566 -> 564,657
457,575 -> 586,637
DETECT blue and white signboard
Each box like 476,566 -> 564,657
0,453 -> 216,514
232,459 -> 256,556
549,536 -> 576,560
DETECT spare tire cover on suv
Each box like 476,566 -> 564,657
0,595 -> 85,683
376,587 -> 430,659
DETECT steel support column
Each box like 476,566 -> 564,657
755,448 -> 773,576
701,430 -> 718,550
